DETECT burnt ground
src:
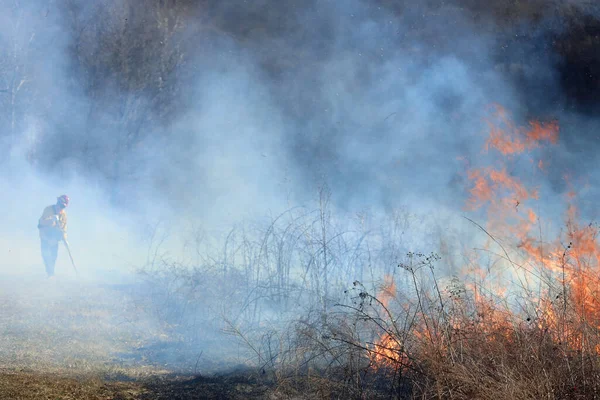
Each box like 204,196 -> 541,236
0,273 -> 273,399
0,368 -> 270,399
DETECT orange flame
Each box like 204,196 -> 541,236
370,333 -> 407,370
484,104 -> 558,155
369,105 -> 600,374
465,106 -> 600,353
379,275 -> 396,310
369,276 -> 406,370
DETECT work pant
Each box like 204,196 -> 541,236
41,239 -> 59,277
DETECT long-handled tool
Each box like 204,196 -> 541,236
62,239 -> 79,276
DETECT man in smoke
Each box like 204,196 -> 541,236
37,195 -> 69,277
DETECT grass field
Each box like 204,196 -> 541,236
0,273 -> 269,399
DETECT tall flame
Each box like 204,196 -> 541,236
465,105 -> 600,353
368,104 -> 600,376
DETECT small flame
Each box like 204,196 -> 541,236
484,104 -> 558,155
379,275 -> 396,310
370,333 -> 406,370
369,276 -> 405,370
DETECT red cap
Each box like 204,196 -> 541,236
57,195 -> 70,206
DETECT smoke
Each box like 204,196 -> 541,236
1,0 -> 600,373
0,0 -> 584,223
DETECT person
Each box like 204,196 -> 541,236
37,195 -> 69,277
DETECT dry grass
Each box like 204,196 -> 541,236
252,251 -> 600,399
0,273 -> 271,399
0,275 -> 159,374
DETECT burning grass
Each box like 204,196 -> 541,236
363,108 -> 600,398
265,247 -> 600,398
249,106 -> 600,399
